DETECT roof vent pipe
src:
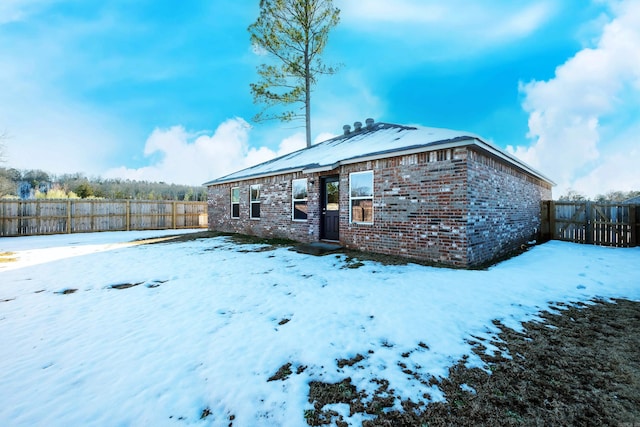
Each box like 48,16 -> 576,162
343,124 -> 351,135
365,118 -> 375,129
354,121 -> 363,132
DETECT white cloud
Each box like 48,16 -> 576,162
104,118 -> 309,186
339,1 -> 447,25
572,147 -> 640,196
489,3 -> 554,40
2,95 -> 127,175
0,0 -> 44,24
0,0 -> 137,176
339,1 -> 555,45
509,0 -> 640,198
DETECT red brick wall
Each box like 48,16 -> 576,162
339,149 -> 470,266
207,146 -> 552,267
466,149 -> 552,266
207,172 -> 317,242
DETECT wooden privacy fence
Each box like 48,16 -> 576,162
541,201 -> 639,247
0,200 -> 208,237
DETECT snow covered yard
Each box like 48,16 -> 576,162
1,230 -> 639,426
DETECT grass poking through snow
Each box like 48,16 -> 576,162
305,299 -> 640,426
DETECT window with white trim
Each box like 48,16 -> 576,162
230,187 -> 240,219
250,184 -> 261,219
349,171 -> 373,224
292,178 -> 308,221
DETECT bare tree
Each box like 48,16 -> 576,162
0,131 -> 13,197
558,189 -> 589,202
249,0 -> 340,148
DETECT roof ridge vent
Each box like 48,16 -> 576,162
365,118 -> 375,130
354,121 -> 363,132
343,124 -> 351,135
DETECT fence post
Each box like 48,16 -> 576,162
549,201 -> 556,241
631,205 -> 638,247
67,199 -> 72,233
584,201 -> 592,245
18,201 -> 22,235
172,201 -> 177,229
540,201 -> 549,241
126,200 -> 131,231
36,200 -> 41,235
89,200 -> 94,232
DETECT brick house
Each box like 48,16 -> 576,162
205,120 -> 554,267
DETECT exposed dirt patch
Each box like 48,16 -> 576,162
131,231 -> 217,245
226,233 -> 297,247
340,256 -> 366,269
134,231 -> 529,270
145,280 -> 167,288
56,288 -> 77,295
109,282 -> 144,290
337,354 -> 365,369
306,378 -> 396,426
336,243 -> 534,270
200,407 -> 212,419
0,251 -> 17,263
140,231 -> 298,252
306,378 -> 361,425
306,298 -> 640,426
237,246 -> 278,253
107,280 -> 167,290
231,234 -> 297,252
337,251 -> 414,268
268,363 -> 293,382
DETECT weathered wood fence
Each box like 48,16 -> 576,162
0,200 -> 208,237
541,201 -> 639,247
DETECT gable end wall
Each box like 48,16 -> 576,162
466,149 -> 553,266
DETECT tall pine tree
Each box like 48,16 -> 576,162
249,0 -> 340,148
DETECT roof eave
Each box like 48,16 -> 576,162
204,134 -> 555,187
471,139 -> 556,186
338,137 -> 555,185
204,167 -> 306,186
301,164 -> 339,174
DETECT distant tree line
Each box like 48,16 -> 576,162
0,168 -> 207,201
558,189 -> 640,202
1,167 -> 637,204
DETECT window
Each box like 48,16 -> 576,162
250,184 -> 260,219
230,187 -> 240,219
292,178 -> 308,221
349,171 -> 373,224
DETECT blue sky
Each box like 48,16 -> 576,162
1,0 -> 639,198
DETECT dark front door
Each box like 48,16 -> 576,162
321,176 -> 339,241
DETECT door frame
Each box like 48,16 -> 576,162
320,175 -> 340,241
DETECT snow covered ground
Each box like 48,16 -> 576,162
1,230 -> 639,426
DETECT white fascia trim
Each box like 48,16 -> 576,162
205,168 -> 306,186
471,139 -> 556,185
301,164 -> 339,174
